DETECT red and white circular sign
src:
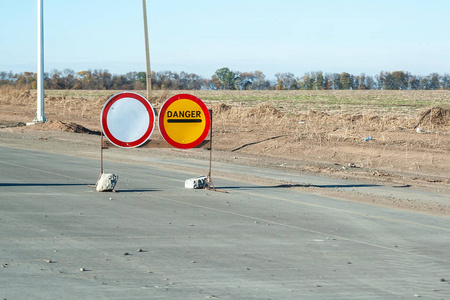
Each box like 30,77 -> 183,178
101,92 -> 155,148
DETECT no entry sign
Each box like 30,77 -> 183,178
101,92 -> 155,148
159,94 -> 210,149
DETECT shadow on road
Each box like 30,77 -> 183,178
217,183 -> 381,190
0,183 -> 91,187
114,189 -> 161,193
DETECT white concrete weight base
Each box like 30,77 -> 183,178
96,173 -> 118,192
185,176 -> 206,189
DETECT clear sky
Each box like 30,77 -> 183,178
1,0 -> 450,79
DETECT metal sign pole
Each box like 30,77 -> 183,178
35,0 -> 46,123
88,128 -> 104,189
101,131 -> 104,175
206,109 -> 214,189
208,110 -> 212,177
142,0 -> 152,98
204,110 -> 227,193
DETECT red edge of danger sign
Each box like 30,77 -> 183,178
159,94 -> 211,149
101,92 -> 155,148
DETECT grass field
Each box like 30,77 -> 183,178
42,89 -> 450,116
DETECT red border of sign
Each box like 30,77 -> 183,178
101,92 -> 155,148
159,94 -> 210,149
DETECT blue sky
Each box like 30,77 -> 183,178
1,0 -> 450,79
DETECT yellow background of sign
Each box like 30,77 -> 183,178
163,99 -> 206,144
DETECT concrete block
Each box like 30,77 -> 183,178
96,173 -> 118,192
185,176 -> 206,189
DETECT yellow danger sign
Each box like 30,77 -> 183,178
159,94 -> 210,149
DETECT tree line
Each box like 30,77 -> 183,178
1,68 -> 449,90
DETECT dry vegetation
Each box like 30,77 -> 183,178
1,86 -> 450,190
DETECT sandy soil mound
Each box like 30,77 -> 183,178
416,107 -> 450,128
35,120 -> 100,135
247,104 -> 284,118
213,103 -> 232,114
0,122 -> 26,129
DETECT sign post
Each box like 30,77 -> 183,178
142,0 -> 152,98
35,0 -> 46,123
159,94 -> 224,192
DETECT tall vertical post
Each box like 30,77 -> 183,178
142,0 -> 152,99
208,109 -> 213,180
35,0 -> 46,123
100,131 -> 104,175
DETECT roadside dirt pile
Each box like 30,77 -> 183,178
415,107 -> 450,129
36,120 -> 101,135
0,86 -> 34,106
212,102 -> 422,133
247,103 -> 284,119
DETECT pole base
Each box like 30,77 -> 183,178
33,116 -> 47,123
203,174 -> 227,193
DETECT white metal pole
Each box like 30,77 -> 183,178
35,0 -> 46,122
142,0 -> 152,98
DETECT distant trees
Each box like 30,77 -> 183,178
235,70 -> 271,90
375,71 -> 450,90
212,67 -> 238,89
275,73 -> 297,90
1,68 -> 450,90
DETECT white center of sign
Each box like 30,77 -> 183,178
106,97 -> 150,143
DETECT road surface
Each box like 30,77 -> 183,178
1,146 -> 449,299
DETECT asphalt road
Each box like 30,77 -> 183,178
1,146 -> 449,299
